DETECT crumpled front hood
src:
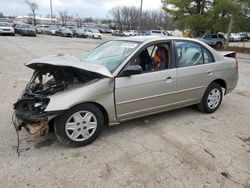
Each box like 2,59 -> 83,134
26,54 -> 113,78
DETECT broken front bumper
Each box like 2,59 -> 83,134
13,96 -> 62,138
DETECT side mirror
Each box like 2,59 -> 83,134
119,65 -> 143,77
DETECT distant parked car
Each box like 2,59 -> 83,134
112,30 -> 119,36
238,33 -> 249,41
18,24 -> 36,37
0,22 -> 15,36
55,28 -> 73,37
148,30 -> 171,37
86,29 -> 102,39
39,25 -> 50,34
112,30 -> 124,36
72,28 -> 87,38
230,33 -> 241,42
122,30 -> 134,37
45,26 -> 58,35
35,26 -> 42,34
198,34 -> 225,49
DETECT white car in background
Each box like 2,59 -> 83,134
123,30 -> 135,37
149,30 -> 171,37
230,33 -> 241,42
86,29 -> 102,39
0,22 -> 15,36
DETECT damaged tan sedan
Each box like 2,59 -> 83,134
14,36 -> 238,147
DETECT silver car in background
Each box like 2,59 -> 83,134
0,22 -> 15,36
14,36 -> 238,147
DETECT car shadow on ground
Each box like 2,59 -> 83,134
13,105 -> 207,155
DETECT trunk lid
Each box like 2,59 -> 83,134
218,51 -> 236,58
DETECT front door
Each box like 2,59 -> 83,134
115,42 -> 178,121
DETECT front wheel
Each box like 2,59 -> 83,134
54,103 -> 104,147
197,83 -> 223,113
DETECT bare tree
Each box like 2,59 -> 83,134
110,7 -> 122,29
25,0 -> 38,26
110,6 -> 174,30
59,10 -> 68,26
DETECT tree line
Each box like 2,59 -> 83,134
162,0 -> 250,34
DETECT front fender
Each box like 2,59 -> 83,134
45,78 -> 117,123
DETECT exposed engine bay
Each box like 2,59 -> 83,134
13,64 -> 98,137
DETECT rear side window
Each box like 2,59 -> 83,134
204,35 -> 212,40
175,41 -> 214,67
218,34 -> 224,39
175,41 -> 203,67
212,35 -> 218,39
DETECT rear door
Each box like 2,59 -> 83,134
174,40 -> 216,106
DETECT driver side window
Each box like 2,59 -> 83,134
129,42 -> 171,72
176,41 -> 203,67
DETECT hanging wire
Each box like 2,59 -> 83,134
12,112 -> 20,156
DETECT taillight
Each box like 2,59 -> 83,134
235,59 -> 239,69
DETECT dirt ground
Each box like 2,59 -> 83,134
0,35 -> 249,188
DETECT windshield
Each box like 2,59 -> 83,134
81,40 -> 140,72
22,24 -> 33,28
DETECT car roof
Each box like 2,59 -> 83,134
115,36 -> 203,43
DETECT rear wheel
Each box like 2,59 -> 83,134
54,103 -> 104,147
198,83 -> 223,113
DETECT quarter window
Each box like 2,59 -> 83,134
203,48 -> 213,63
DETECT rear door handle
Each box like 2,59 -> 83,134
207,70 -> 214,75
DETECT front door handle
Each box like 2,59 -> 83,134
164,76 -> 172,82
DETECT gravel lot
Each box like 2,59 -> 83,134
0,35 -> 249,188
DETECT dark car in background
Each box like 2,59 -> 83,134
198,34 -> 225,49
72,28 -> 87,38
55,28 -> 73,37
17,24 -> 36,37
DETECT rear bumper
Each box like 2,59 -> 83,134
226,71 -> 238,95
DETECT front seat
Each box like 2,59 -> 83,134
139,49 -> 151,71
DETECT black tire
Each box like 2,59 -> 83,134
215,42 -> 222,49
54,103 -> 104,147
197,82 -> 223,113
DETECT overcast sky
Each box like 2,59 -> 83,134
0,0 -> 163,18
